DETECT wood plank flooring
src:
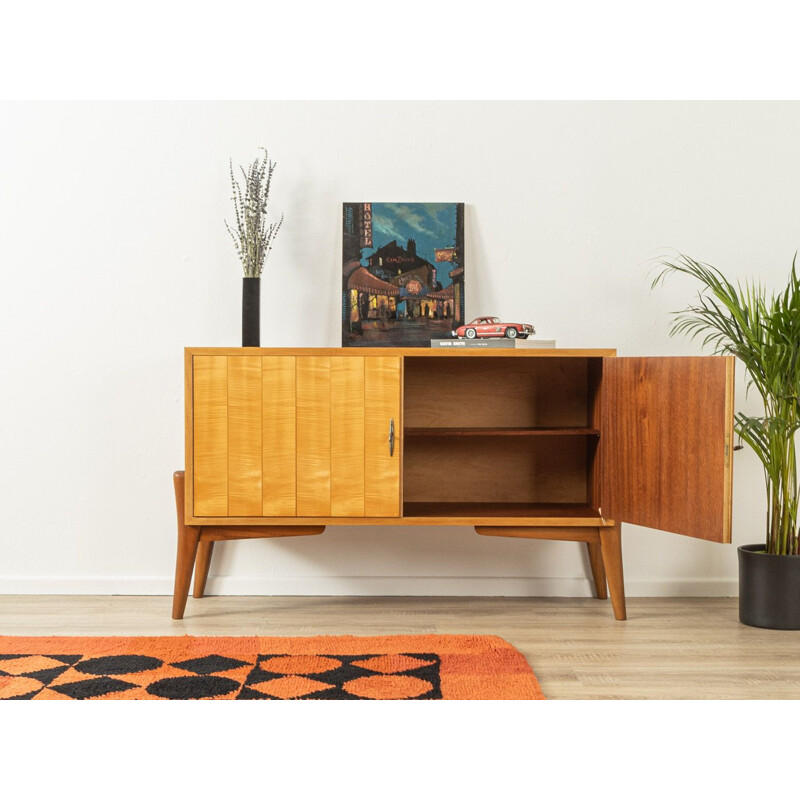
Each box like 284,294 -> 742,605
1,595 -> 798,699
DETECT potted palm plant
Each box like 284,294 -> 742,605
225,147 -> 283,347
653,253 -> 800,629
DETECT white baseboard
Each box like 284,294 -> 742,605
0,575 -> 739,597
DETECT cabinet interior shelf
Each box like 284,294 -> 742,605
404,426 -> 601,437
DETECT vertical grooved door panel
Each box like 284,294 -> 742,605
296,357 -> 331,516
262,356 -> 297,516
331,357 -> 365,516
227,356 -> 263,516
365,357 -> 401,517
193,356 -> 228,516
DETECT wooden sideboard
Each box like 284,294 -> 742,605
173,347 -> 734,619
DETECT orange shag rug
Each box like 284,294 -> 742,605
0,634 -> 544,700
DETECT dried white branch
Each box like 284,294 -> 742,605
225,147 -> 284,278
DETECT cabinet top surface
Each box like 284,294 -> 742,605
185,346 -> 617,358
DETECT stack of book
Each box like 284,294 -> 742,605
430,338 -> 556,349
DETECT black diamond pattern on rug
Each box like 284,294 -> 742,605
74,655 -> 163,675
49,676 -> 138,699
171,654 -> 249,675
146,675 -> 241,699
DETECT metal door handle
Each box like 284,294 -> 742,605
388,418 -> 395,457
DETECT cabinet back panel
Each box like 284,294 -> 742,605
403,437 -> 587,504
403,357 -> 591,428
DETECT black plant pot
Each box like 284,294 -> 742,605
242,277 -> 260,347
738,544 -> 800,630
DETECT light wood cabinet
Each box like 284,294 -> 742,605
174,347 -> 734,620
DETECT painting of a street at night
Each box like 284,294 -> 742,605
342,202 -> 465,347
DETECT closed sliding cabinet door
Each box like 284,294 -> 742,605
192,353 -> 401,519
192,354 -> 298,517
296,355 -> 401,518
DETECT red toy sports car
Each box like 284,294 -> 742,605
454,316 -> 535,339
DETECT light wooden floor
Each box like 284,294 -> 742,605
1,595 -> 799,699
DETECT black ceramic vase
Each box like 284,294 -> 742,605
738,544 -> 800,629
242,276 -> 260,347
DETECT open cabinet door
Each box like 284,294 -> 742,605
601,356 -> 734,542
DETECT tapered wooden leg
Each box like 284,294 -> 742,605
173,525 -> 200,619
586,540 -> 608,599
193,540 -> 215,598
599,524 -> 626,620
173,471 -> 200,620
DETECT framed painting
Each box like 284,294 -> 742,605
342,202 -> 465,347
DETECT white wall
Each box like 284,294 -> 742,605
1,101 -> 796,596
